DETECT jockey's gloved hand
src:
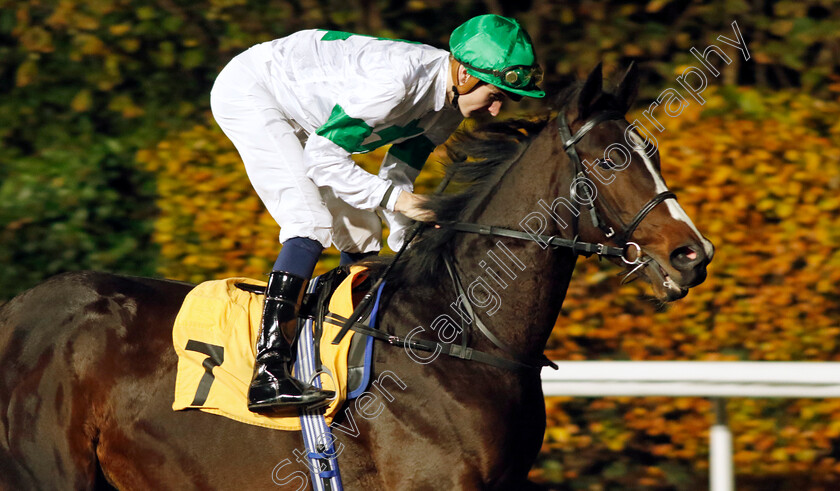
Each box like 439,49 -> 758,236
394,190 -> 436,222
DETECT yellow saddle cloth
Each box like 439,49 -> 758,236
171,266 -> 367,430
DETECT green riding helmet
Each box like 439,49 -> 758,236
450,14 -> 546,99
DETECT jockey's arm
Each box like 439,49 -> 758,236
379,135 -> 436,223
303,133 -> 400,211
301,81 -> 411,212
378,115 -> 463,249
302,133 -> 431,221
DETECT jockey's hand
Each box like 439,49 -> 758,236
394,190 -> 436,222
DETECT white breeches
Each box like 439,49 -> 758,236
210,56 -> 382,253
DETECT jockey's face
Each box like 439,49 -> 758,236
458,83 -> 506,118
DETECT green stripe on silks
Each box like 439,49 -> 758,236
318,30 -> 420,44
316,104 -> 426,154
315,105 -> 374,153
388,135 -> 435,171
320,30 -> 356,41
371,120 -> 424,151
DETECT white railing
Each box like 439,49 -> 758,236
541,362 -> 840,491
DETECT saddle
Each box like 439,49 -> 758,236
171,265 -> 382,430
235,265 -> 378,399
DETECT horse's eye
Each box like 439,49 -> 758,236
599,158 -> 616,170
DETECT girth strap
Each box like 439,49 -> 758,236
325,313 -> 552,372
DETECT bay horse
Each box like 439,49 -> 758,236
0,64 -> 712,490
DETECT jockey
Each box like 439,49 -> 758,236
210,14 -> 545,412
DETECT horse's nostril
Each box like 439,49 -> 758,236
671,245 -> 703,270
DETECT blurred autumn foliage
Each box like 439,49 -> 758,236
3,0 -> 840,488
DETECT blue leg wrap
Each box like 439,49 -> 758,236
273,237 -> 323,278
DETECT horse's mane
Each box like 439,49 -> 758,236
367,83 -> 591,287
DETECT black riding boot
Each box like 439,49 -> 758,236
247,271 -> 334,411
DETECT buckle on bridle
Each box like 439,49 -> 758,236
621,241 -> 643,265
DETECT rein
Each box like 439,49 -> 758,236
334,109 -> 677,372
436,221 -> 637,263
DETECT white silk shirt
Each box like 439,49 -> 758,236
237,30 -> 464,213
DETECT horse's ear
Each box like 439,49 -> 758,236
615,61 -> 639,114
578,62 -> 603,119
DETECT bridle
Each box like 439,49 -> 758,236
440,109 -> 677,265
334,108 -> 678,372
557,109 -> 677,251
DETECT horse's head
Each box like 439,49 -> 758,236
399,63 -> 712,304
558,63 -> 714,301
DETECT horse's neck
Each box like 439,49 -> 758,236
450,122 -> 580,359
